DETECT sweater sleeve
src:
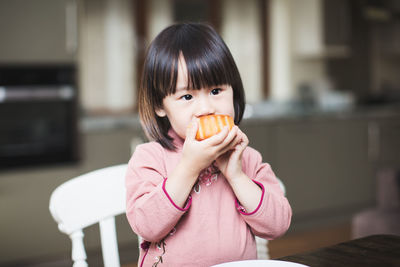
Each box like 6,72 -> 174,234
125,143 -> 191,242
236,147 -> 292,240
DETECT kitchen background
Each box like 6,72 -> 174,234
0,0 -> 399,266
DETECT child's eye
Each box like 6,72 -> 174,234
181,94 -> 193,100
211,88 -> 221,95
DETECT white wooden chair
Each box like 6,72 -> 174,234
49,163 -> 285,266
49,164 -> 128,267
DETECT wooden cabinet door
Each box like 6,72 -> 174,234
273,119 -> 374,221
0,0 -> 77,63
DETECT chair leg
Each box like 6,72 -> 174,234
70,230 -> 88,267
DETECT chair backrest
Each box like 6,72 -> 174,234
49,164 -> 128,267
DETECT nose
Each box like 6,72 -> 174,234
194,94 -> 215,117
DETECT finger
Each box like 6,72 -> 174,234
223,125 -> 239,146
219,125 -> 239,146
220,127 -> 240,152
207,126 -> 238,158
239,128 -> 249,147
186,117 -> 199,141
234,129 -> 249,155
218,143 -> 236,157
203,125 -> 230,146
216,138 -> 241,159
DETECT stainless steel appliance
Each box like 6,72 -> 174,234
0,65 -> 78,169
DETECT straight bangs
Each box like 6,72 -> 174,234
178,25 -> 245,126
181,36 -> 236,92
149,47 -> 180,106
152,23 -> 239,98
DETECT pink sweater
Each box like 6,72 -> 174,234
125,130 -> 292,266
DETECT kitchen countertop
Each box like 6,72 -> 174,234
242,102 -> 400,122
81,114 -> 142,132
80,102 -> 400,132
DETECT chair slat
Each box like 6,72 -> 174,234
99,217 -> 121,267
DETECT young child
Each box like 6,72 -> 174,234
125,22 -> 292,267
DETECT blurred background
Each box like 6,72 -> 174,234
0,0 -> 399,266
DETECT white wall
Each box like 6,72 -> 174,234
0,0 -> 76,63
147,0 -> 173,42
269,0 -> 328,102
221,0 -> 263,104
289,0 -> 327,100
269,0 -> 293,102
79,0 -> 135,113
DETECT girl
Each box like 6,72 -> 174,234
125,22 -> 292,267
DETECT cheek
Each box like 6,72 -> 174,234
225,96 -> 235,115
228,100 -> 237,120
167,113 -> 190,132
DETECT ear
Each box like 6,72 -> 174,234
155,108 -> 167,117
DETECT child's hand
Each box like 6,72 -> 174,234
166,120 -> 246,209
165,119 -> 236,208
181,118 -> 238,176
215,127 -> 249,181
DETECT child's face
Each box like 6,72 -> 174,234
156,56 -> 235,140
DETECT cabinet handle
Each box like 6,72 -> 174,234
368,121 -> 380,162
0,86 -> 74,102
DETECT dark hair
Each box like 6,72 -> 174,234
139,22 -> 245,150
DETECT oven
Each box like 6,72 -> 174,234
0,65 -> 79,169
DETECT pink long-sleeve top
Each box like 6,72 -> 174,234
125,130 -> 292,267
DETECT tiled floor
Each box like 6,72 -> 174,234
122,222 -> 352,267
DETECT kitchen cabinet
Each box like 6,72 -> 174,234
376,22 -> 400,56
242,109 -> 400,231
368,117 -> 400,168
0,0 -> 77,63
242,120 -> 278,167
272,119 -> 374,217
366,0 -> 400,56
322,0 -> 351,47
242,115 -> 377,230
292,0 -> 351,59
